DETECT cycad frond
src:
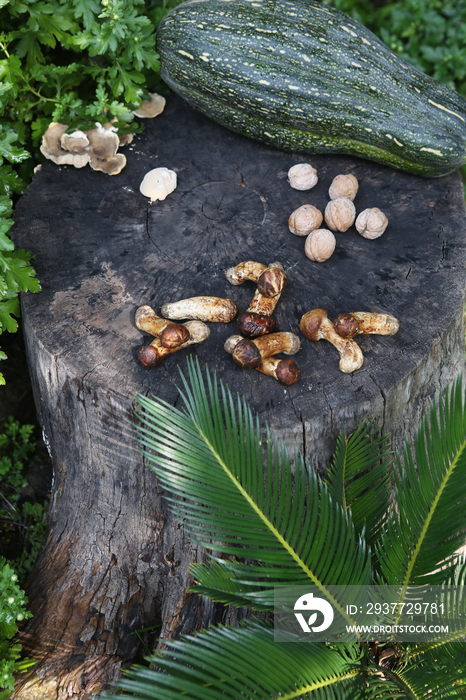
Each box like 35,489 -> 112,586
384,645 -> 466,699
326,422 -> 391,548
135,358 -> 371,613
377,376 -> 466,589
113,622 -> 364,700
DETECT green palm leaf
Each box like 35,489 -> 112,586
377,376 -> 466,591
135,358 -> 371,615
111,622 -> 364,700
326,422 -> 392,548
383,645 -> 466,699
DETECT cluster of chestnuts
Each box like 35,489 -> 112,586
135,259 -> 399,384
287,163 -> 389,263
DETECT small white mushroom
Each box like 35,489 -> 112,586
287,163 -> 318,190
140,167 -> 177,202
356,208 -> 389,240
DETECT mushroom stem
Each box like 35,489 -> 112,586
234,262 -> 287,338
161,296 -> 238,323
300,308 -> 364,374
247,266 -> 287,315
333,311 -> 399,339
138,320 -> 210,368
225,261 -> 268,285
136,305 -> 180,336
257,357 -> 301,385
135,305 -> 190,348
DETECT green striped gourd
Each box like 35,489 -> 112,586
156,0 -> 466,177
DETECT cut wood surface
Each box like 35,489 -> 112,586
11,94 -> 466,698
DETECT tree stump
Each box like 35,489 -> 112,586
11,95 -> 466,698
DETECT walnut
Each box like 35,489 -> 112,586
328,173 -> 359,201
304,229 -> 336,262
324,197 -> 356,232
287,163 -> 318,190
288,204 -> 323,236
356,208 -> 389,240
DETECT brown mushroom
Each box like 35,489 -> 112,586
86,124 -> 126,175
224,261 -> 268,285
333,311 -> 399,339
40,123 -> 90,168
132,93 -> 166,118
135,305 -> 190,348
161,296 -> 238,323
224,334 -> 301,385
300,308 -> 363,374
237,263 -> 287,338
257,357 -> 300,385
231,332 -> 301,369
138,320 -> 210,368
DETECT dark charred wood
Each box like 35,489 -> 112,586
10,94 -> 466,697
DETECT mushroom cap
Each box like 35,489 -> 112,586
138,344 -> 161,368
288,204 -> 323,236
274,358 -> 301,385
355,208 -> 389,240
160,324 -> 191,348
299,308 -> 328,340
333,313 -> 360,339
133,93 -> 166,118
304,229 -> 336,263
288,163 -> 318,190
237,312 -> 277,338
232,339 -> 262,369
324,198 -> 356,232
328,173 -> 359,201
257,267 -> 287,297
140,167 -> 177,203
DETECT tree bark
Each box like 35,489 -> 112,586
11,95 -> 466,697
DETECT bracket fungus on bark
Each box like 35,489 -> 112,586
40,122 -> 127,175
132,93 -> 166,118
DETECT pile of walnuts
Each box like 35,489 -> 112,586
287,164 -> 389,263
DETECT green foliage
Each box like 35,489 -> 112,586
106,360 -> 466,698
0,558 -> 34,697
0,416 -> 48,585
0,0 -> 180,382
